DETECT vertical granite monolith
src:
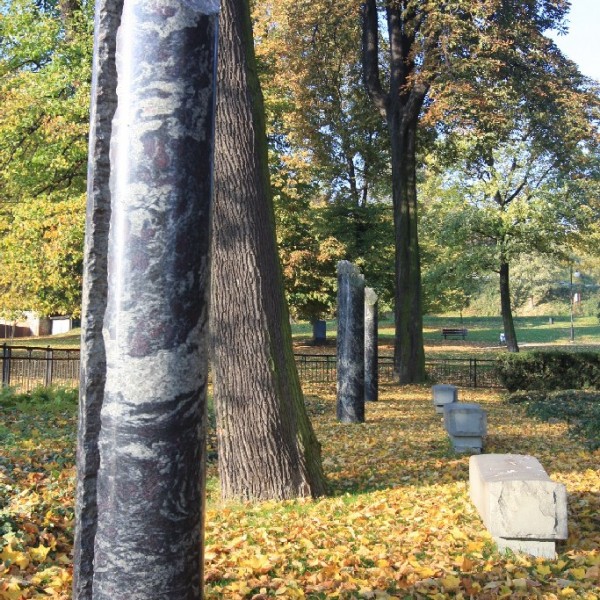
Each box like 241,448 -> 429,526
73,2 -> 122,599
337,261 -> 365,423
364,287 -> 378,402
90,1 -> 219,599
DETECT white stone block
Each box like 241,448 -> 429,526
432,384 -> 457,414
444,402 -> 487,436
469,454 -> 568,558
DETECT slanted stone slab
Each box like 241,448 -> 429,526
444,402 -> 486,453
469,454 -> 568,558
432,384 -> 457,414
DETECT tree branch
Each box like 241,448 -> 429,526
361,0 -> 388,118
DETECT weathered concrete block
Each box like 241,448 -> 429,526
432,384 -> 457,414
469,454 -> 568,558
444,402 -> 487,452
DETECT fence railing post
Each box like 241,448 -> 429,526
2,343 -> 11,387
45,346 -> 53,387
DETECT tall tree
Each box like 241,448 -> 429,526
210,0 -> 326,501
0,0 -> 91,315
253,1 -> 394,319
360,0 -> 590,377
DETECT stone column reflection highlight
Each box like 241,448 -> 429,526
90,1 -> 219,598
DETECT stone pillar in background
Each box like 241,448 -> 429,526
336,261 -> 365,423
90,1 -> 219,599
312,319 -> 327,345
364,287 -> 378,402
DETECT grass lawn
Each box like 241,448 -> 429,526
4,314 -> 599,360
292,315 -> 600,360
1,383 -> 599,598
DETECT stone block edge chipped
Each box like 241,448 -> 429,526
469,454 -> 568,558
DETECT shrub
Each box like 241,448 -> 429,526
506,389 -> 600,449
496,351 -> 600,392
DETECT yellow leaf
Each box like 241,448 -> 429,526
570,567 -> 586,580
0,545 -> 30,570
29,543 -> 51,562
440,575 -> 461,591
560,588 -> 577,597
536,564 -> 551,576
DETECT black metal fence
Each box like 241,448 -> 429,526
1,344 -> 80,392
294,354 -> 502,388
425,357 -> 501,388
0,345 -> 502,392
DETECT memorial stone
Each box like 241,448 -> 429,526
469,454 -> 568,558
337,261 -> 365,423
76,1 -> 219,598
443,402 -> 487,453
313,320 -> 327,345
364,288 -> 378,402
432,383 -> 457,414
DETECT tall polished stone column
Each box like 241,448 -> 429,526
90,1 -> 219,599
336,261 -> 365,423
364,287 -> 378,402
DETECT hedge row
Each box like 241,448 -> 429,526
496,351 -> 600,392
507,389 -> 600,449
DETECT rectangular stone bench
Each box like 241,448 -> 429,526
444,403 -> 486,453
469,454 -> 568,558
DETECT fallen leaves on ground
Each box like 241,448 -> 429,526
1,384 -> 599,599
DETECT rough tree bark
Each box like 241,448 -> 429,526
72,1 -> 121,597
499,260 -> 520,353
362,0 -> 426,383
211,0 -> 327,501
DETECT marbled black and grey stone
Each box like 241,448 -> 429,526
73,2 -> 122,598
336,261 -> 365,423
364,287 -> 378,402
90,1 -> 219,599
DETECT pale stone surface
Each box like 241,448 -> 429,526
337,261 -> 365,423
432,384 -> 457,414
444,402 -> 487,436
449,435 -> 485,453
494,537 -> 557,559
444,402 -> 487,452
469,454 -> 568,558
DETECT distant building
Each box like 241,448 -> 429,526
0,311 -> 77,338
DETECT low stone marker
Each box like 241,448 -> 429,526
444,402 -> 487,453
469,454 -> 568,558
432,384 -> 457,414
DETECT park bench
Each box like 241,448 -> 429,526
441,327 -> 468,340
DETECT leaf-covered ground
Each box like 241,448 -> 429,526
1,384 -> 599,599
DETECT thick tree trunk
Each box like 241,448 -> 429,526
389,116 -> 426,383
500,260 -> 519,353
72,1 -> 121,597
211,0 -> 326,501
361,0 -> 427,384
